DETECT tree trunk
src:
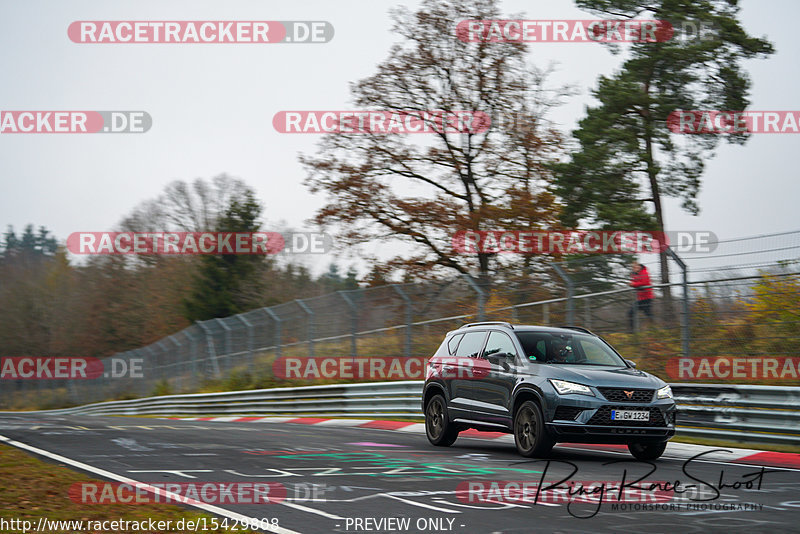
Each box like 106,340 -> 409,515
644,123 -> 674,325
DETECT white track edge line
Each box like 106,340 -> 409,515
0,434 -> 302,534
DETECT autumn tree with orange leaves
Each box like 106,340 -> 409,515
303,0 -> 569,286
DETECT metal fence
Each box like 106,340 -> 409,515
2,230 -> 799,409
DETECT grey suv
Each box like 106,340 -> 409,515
422,322 -> 676,460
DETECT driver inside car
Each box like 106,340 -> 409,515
548,337 -> 573,363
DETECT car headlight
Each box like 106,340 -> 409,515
549,379 -> 594,396
657,385 -> 673,399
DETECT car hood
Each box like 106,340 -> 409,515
540,365 -> 665,389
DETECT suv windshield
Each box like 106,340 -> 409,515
515,331 -> 626,367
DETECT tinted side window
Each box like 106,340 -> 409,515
533,340 -> 546,360
517,333 -> 549,361
482,332 -> 519,358
447,333 -> 464,355
454,331 -> 488,358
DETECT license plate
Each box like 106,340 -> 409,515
611,410 -> 649,421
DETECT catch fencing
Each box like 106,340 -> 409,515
1,230 -> 799,409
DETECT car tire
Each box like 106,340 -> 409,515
628,441 -> 667,461
514,400 -> 554,457
425,394 -> 458,446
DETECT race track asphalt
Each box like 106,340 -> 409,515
1,413 -> 798,534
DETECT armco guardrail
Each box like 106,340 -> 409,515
671,383 -> 800,446
12,381 -> 800,447
29,381 -> 426,419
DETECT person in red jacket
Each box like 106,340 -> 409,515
628,261 -> 654,329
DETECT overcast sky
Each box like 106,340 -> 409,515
1,0 -> 797,275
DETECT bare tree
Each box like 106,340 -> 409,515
303,0 -> 570,284
121,174 -> 254,232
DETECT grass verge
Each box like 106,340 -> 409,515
0,443 -> 258,534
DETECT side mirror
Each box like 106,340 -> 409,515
625,359 -> 637,368
487,352 -> 514,372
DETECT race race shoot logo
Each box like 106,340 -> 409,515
0,111 -> 151,133
66,232 -> 285,255
273,356 -> 428,381
456,480 -> 674,504
455,20 -> 673,43
272,111 -> 491,134
667,110 -> 800,134
68,21 -> 333,43
452,230 -> 718,254
666,357 -> 800,381
0,357 -> 143,380
69,482 -> 286,505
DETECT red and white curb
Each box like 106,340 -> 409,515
165,416 -> 800,469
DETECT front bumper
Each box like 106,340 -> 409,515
545,398 -> 677,444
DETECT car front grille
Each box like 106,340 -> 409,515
587,406 -> 667,427
553,406 -> 585,421
597,388 -> 654,403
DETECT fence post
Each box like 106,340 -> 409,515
666,248 -> 690,358
236,315 -> 255,373
169,336 -> 182,392
196,321 -> 221,378
67,377 -> 80,406
183,330 -> 199,388
338,291 -> 358,360
156,341 -> 169,393
263,308 -> 282,359
553,264 -> 574,324
392,285 -> 413,359
463,274 -> 486,321
145,346 -> 156,381
144,346 -> 157,394
584,298 -> 591,330
215,318 -> 232,374
127,348 -> 143,397
295,299 -> 315,358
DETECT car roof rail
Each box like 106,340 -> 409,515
558,325 -> 595,335
461,321 -> 514,329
